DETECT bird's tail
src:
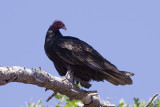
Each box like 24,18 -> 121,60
102,70 -> 134,85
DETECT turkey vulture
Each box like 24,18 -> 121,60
44,20 -> 134,88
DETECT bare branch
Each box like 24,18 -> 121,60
0,66 -> 115,107
145,93 -> 159,107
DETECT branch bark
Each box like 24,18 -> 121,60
0,66 -> 115,107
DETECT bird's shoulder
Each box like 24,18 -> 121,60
55,36 -> 118,70
55,36 -> 94,53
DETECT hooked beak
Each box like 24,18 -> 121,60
62,26 -> 67,31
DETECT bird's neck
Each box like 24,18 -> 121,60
45,26 -> 63,50
45,26 -> 63,41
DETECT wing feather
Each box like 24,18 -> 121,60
54,36 -> 116,71
53,36 -> 133,85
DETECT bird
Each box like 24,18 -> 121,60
44,20 -> 134,88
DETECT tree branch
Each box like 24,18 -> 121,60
145,93 -> 159,107
0,66 -> 115,107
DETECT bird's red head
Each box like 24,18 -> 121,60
52,20 -> 66,31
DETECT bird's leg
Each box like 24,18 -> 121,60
63,69 -> 74,83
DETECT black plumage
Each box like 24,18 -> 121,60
44,20 -> 134,88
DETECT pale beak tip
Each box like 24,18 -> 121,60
63,26 -> 67,31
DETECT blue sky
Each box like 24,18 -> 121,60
0,0 -> 160,106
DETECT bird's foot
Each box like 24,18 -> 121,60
62,70 -> 74,83
62,69 -> 92,88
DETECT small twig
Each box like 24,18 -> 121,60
46,92 -> 57,102
86,90 -> 97,93
7,67 -> 10,71
145,93 -> 159,107
39,67 -> 41,70
45,88 -> 49,92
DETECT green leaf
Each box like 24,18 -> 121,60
134,98 -> 140,107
